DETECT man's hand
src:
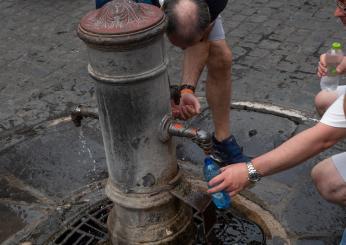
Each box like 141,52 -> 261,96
178,93 -> 201,120
207,163 -> 249,197
318,54 -> 346,77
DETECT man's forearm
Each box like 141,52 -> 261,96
253,123 -> 345,177
182,41 -> 210,86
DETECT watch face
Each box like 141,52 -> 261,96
250,173 -> 261,182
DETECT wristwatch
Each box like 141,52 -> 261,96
246,161 -> 262,183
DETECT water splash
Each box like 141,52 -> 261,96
78,128 -> 99,184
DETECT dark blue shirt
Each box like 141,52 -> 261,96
206,0 -> 228,22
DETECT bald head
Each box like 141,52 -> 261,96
163,0 -> 210,47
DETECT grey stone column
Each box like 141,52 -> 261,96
77,1 -> 194,244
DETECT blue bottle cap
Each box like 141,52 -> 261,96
204,157 -> 213,165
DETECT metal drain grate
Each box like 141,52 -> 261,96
52,199 -> 265,245
53,200 -> 111,245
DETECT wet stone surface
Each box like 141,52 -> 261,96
176,108 -> 298,165
0,176 -> 38,203
0,123 -> 107,201
0,203 -> 26,243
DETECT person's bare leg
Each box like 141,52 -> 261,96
311,157 -> 346,206
314,90 -> 338,116
206,39 -> 232,142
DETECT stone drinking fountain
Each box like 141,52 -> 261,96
76,0 -> 219,243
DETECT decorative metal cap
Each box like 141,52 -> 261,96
78,0 -> 166,47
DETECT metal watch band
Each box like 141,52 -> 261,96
246,161 -> 261,183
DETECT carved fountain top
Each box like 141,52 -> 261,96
79,0 -> 164,35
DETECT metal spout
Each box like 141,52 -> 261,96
70,105 -> 99,127
159,114 -> 213,155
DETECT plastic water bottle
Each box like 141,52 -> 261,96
203,157 -> 231,209
320,42 -> 343,91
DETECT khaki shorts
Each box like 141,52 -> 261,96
332,152 -> 346,182
208,15 -> 225,41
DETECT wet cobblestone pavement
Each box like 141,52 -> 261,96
1,0 -> 346,244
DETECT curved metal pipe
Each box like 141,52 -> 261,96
70,105 -> 99,127
168,122 -> 213,155
159,114 -> 216,157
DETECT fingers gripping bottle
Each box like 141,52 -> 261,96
203,157 -> 231,209
320,42 -> 344,91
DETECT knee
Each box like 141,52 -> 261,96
311,164 -> 346,206
314,91 -> 337,116
208,45 -> 232,72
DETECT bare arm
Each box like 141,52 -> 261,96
254,122 -> 346,176
208,123 -> 346,196
176,40 -> 210,119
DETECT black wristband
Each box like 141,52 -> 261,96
179,84 -> 196,93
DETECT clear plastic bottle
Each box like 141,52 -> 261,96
320,42 -> 344,91
203,157 -> 231,209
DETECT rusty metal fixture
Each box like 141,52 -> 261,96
159,115 -> 214,155
77,1 -> 195,244
70,105 -> 99,127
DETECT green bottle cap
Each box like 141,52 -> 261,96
332,42 -> 342,50
331,68 -> 337,75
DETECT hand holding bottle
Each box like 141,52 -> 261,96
318,54 -> 346,78
319,42 -> 344,91
204,157 -> 231,209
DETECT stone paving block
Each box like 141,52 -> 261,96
272,26 -> 297,37
252,25 -> 275,36
286,29 -> 315,44
237,55 -> 261,67
276,61 -> 299,73
247,14 -> 268,23
243,33 -> 263,43
266,0 -> 285,8
223,20 -> 241,34
230,14 -> 248,22
247,48 -> 271,58
238,22 -> 259,33
252,54 -> 283,70
240,7 -> 257,16
297,62 -> 317,75
258,39 -> 281,50
231,46 -> 249,60
230,28 -> 251,38
237,41 -> 257,49
256,7 -> 275,16
262,19 -> 282,29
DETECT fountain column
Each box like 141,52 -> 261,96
77,0 -> 194,244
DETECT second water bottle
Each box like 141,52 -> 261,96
203,157 -> 231,209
